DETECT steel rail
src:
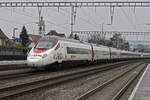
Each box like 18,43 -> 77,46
75,62 -> 147,100
0,65 -> 29,71
0,60 -> 136,81
111,63 -> 148,100
0,60 -> 135,99
0,70 -> 38,81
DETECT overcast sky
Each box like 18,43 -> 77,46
1,0 -> 150,42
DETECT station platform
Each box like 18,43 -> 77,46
0,60 -> 26,65
128,64 -> 150,100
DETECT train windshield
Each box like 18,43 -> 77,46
35,37 -> 58,49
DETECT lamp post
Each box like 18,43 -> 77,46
12,28 -> 18,46
101,23 -> 112,38
101,23 -> 111,45
102,23 -> 104,38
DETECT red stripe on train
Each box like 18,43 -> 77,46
33,48 -> 48,53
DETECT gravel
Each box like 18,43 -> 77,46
4,62 -> 141,100
86,63 -> 146,100
0,62 -> 126,89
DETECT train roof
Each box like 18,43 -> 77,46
41,36 -> 150,55
42,35 -> 91,45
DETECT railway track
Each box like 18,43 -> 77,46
0,70 -> 37,81
0,60 -> 145,99
0,59 -> 144,80
0,60 -> 137,81
75,62 -> 148,100
0,59 -> 146,80
0,68 -> 37,80
0,64 -> 28,71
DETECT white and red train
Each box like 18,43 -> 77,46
27,36 -> 150,68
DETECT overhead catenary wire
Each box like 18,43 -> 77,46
0,17 -> 21,27
1,4 -> 114,35
1,1 -> 150,41
120,7 -> 137,30
46,20 -> 70,30
3,7 -> 71,33
56,7 -> 119,38
81,8 -> 98,27
59,7 -> 99,29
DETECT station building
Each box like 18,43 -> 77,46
0,28 -> 13,46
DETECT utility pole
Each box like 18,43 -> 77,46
110,6 -> 115,25
70,6 -> 77,38
70,6 -> 74,38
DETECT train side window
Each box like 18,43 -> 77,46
67,47 -> 89,54
55,43 -> 60,50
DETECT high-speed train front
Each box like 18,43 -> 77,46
27,36 -> 58,67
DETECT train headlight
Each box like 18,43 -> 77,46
42,54 -> 48,58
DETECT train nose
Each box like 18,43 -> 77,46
27,57 -> 43,67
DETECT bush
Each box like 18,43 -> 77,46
0,46 -> 31,52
